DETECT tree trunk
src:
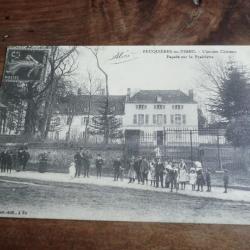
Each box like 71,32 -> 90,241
84,95 -> 92,143
23,98 -> 36,137
66,116 -> 73,142
40,68 -> 57,139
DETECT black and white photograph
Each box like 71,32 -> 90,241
0,45 -> 250,224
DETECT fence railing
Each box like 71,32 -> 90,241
126,129 -> 228,147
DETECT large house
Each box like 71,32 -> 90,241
124,89 -> 198,146
48,95 -> 126,142
48,89 -> 198,145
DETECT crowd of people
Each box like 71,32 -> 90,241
125,156 -> 217,192
70,147 -> 93,178
70,149 -> 230,194
0,146 -> 30,173
0,145 -> 230,194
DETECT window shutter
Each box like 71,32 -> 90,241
133,114 -> 137,124
164,115 -> 167,124
171,115 -> 174,124
153,115 -> 156,124
182,115 -> 186,124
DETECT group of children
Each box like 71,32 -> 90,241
127,156 -> 229,193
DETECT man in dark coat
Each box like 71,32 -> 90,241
134,156 -> 142,184
17,147 -> 30,171
6,150 -> 13,173
17,148 -> 24,171
74,149 -> 82,178
196,169 -> 205,192
141,157 -> 150,185
83,150 -> 91,178
168,166 -> 176,192
113,156 -> 121,181
95,154 -> 104,178
206,169 -> 212,192
155,158 -> 164,188
0,149 -> 7,173
22,149 -> 30,171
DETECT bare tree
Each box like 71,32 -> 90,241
85,47 -> 110,143
81,70 -> 103,143
40,46 -> 78,139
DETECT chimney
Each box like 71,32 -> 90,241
126,88 -> 131,101
188,89 -> 194,100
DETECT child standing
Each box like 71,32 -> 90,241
196,169 -> 205,192
148,161 -> 156,186
189,168 -> 197,191
69,162 -> 76,179
206,169 -> 212,192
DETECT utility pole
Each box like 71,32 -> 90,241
217,131 -> 222,170
190,130 -> 193,168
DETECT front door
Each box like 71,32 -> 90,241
157,131 -> 164,146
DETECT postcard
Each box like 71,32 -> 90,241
0,45 -> 250,224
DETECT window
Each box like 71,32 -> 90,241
81,117 -> 89,125
154,105 -> 165,110
152,114 -> 167,125
145,115 -> 149,124
136,105 -> 147,110
138,114 -> 144,124
172,105 -> 183,110
175,114 -> 182,125
133,114 -> 137,124
170,114 -> 186,125
157,114 -> 163,124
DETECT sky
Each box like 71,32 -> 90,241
75,46 -> 250,100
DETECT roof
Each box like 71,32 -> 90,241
127,90 -> 197,104
55,95 -> 126,116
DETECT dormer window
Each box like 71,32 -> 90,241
172,104 -> 183,110
156,95 -> 162,102
154,104 -> 165,110
136,104 -> 147,110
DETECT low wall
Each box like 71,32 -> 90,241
0,143 -> 124,174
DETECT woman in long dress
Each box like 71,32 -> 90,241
128,157 -> 136,183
